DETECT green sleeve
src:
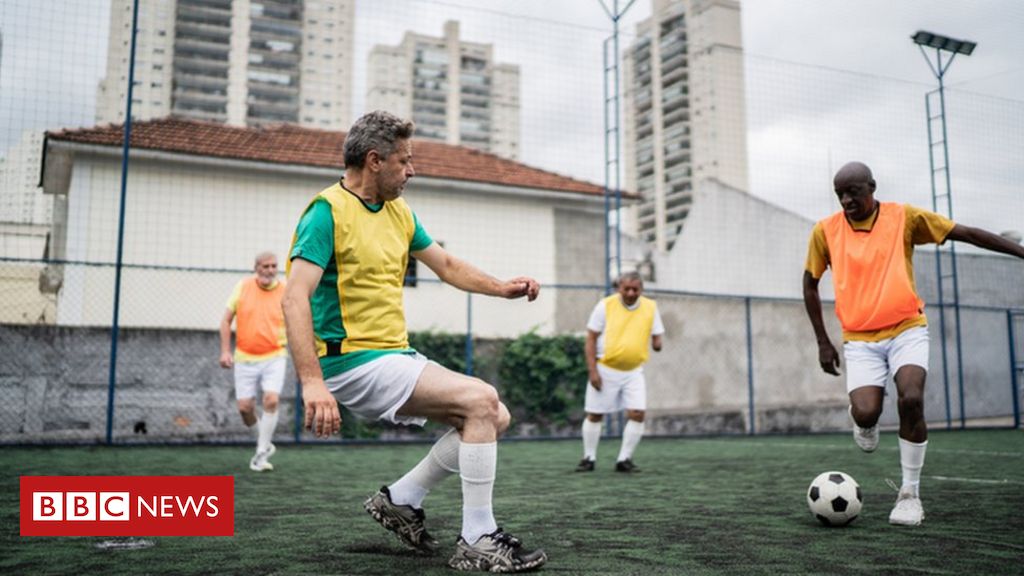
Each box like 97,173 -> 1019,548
410,210 -> 434,252
290,198 -> 334,269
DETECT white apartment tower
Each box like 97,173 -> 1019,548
622,0 -> 747,252
96,0 -> 354,129
367,21 -> 520,159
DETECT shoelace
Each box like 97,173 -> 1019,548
492,529 -> 522,549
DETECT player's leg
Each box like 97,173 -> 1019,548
615,370 -> 647,472
234,362 -> 259,427
399,363 -> 546,571
577,413 -> 603,472
251,357 -> 285,471
843,340 -> 888,452
888,326 -> 929,526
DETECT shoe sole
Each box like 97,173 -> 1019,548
448,551 -> 548,572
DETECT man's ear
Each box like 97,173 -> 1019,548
366,150 -> 381,171
868,179 -> 876,191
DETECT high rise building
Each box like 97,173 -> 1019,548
96,0 -> 354,129
622,0 -> 747,252
367,21 -> 520,159
0,131 -> 48,226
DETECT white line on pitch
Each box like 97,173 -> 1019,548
927,475 -> 1024,485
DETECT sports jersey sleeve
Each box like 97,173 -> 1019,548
651,304 -> 665,336
224,279 -> 244,312
586,301 -> 606,333
290,198 -> 334,269
805,223 -> 829,279
906,204 -> 955,245
410,210 -> 433,252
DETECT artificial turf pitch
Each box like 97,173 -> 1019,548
3,429 -> 1022,575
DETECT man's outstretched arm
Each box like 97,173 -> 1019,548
946,224 -> 1024,260
413,242 -> 539,301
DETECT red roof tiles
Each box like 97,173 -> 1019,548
47,118 -> 617,198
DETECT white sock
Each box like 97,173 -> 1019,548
459,441 -> 498,545
582,419 -> 602,461
617,419 -> 645,462
389,428 -> 460,508
257,409 -> 278,453
899,437 -> 928,496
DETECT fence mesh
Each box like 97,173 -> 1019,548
1,0 -> 1022,444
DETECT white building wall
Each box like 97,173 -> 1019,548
301,1 -> 355,128
367,46 -> 413,119
490,64 -> 521,160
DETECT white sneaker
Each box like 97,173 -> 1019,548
849,406 -> 879,452
889,488 -> 924,526
249,443 -> 276,472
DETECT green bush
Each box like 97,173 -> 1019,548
497,331 -> 588,434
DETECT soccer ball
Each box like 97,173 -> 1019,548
807,471 -> 862,527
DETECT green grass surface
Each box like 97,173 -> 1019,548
3,430 -> 1023,575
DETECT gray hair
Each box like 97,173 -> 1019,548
343,110 -> 415,168
253,251 -> 277,268
614,271 -> 643,287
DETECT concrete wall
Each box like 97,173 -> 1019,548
3,293 -> 1018,444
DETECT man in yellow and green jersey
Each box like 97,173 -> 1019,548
576,271 -> 663,474
803,161 -> 1024,526
283,111 -> 546,572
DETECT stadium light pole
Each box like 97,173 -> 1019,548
911,30 -> 976,430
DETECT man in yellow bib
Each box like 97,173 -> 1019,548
219,251 -> 287,472
803,161 -> 1024,526
283,111 -> 546,572
575,271 -> 663,473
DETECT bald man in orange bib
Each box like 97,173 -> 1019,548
803,161 -> 1024,526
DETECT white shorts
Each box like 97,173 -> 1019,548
843,326 -> 929,393
584,363 -> 647,414
234,356 -> 287,400
325,352 -> 430,426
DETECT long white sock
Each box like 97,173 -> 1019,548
459,441 -> 498,545
617,419 -> 645,462
389,428 -> 461,508
257,409 -> 278,453
899,437 -> 928,496
582,419 -> 602,461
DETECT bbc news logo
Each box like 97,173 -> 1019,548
20,476 -> 234,536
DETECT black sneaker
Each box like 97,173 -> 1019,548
615,459 -> 639,473
448,528 -> 547,572
363,486 -> 440,555
574,458 -> 595,472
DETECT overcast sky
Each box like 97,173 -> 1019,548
1,0 -> 1021,233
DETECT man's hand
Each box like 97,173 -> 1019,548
303,381 -> 341,437
219,352 -> 233,369
501,277 -> 540,302
818,341 -> 841,376
588,369 -> 603,391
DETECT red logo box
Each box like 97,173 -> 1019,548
20,476 -> 234,536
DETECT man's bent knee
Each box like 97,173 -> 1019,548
497,402 -> 511,436
625,410 -> 645,422
262,392 -> 279,413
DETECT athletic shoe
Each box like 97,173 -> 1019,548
363,486 -> 440,555
849,406 -> 879,452
448,528 -> 547,572
615,459 -> 639,473
889,488 -> 925,526
574,458 -> 595,472
249,443 -> 275,472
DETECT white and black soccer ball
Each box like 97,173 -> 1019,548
807,471 -> 862,527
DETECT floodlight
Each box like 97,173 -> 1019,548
911,30 -> 976,55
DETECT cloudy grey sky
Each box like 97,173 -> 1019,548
1,0 -> 1021,233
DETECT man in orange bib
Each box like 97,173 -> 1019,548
803,161 -> 1024,526
220,252 -> 288,472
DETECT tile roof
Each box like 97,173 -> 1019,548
47,118 -> 622,198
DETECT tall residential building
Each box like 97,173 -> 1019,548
367,21 -> 520,159
0,131 -> 49,225
622,0 -> 747,252
96,0 -> 354,129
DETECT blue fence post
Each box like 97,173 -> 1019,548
745,297 -> 755,436
1008,310 -> 1020,429
465,293 -> 474,376
106,0 -> 141,445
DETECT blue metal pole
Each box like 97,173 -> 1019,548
745,297 -> 755,435
1008,311 -> 1020,429
106,0 -> 141,445
465,293 -> 474,376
